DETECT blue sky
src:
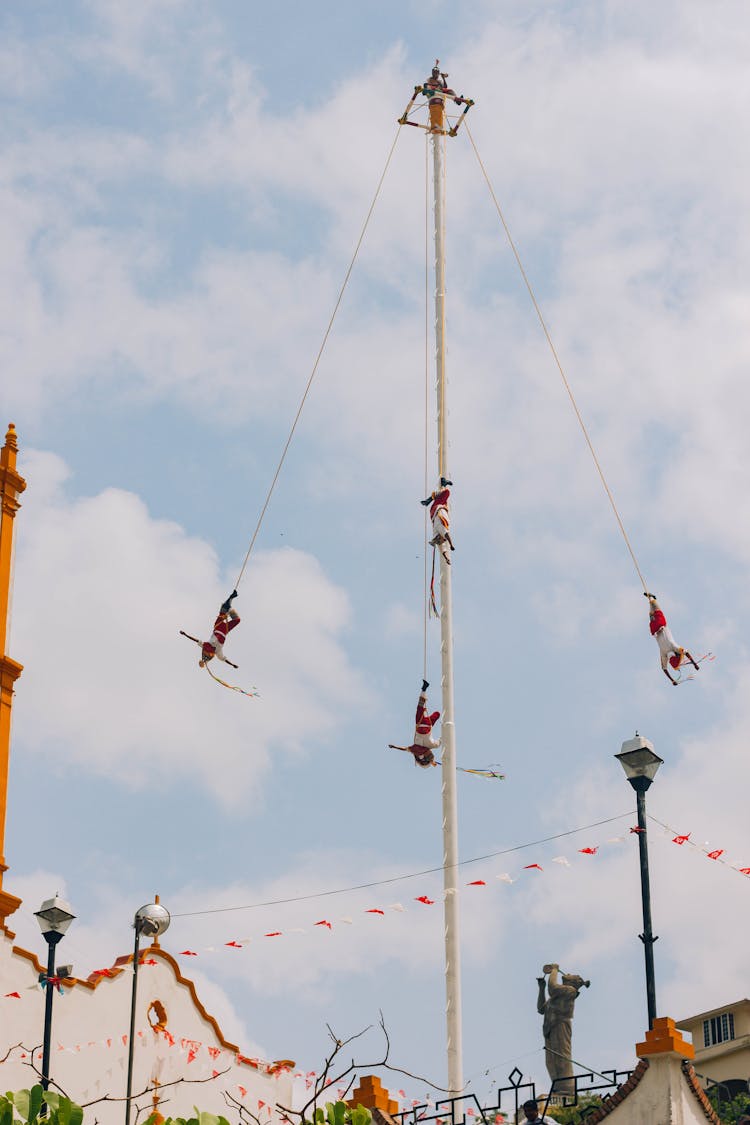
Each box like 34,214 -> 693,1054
2,0 -> 750,1109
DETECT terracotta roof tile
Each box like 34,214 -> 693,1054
681,1060 -> 723,1123
584,1060 -> 649,1122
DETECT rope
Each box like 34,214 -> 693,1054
464,122 -> 648,593
169,810 -> 634,917
233,126 -> 403,591
437,131 -> 449,482
423,133 -> 430,680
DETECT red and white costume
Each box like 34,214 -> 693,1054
202,608 -> 240,662
427,488 -> 451,543
648,598 -> 683,671
389,689 -> 441,768
409,691 -> 441,767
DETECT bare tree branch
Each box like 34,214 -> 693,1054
78,1067 -> 230,1109
22,1046 -> 74,1100
223,1088 -> 264,1125
278,1014 -> 451,1125
0,1043 -> 24,1065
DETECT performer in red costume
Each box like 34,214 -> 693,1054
389,680 -> 441,768
421,477 -> 454,565
199,590 -> 240,667
645,593 -> 698,685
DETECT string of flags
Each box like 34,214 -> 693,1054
2,817 -> 744,990
0,1037 -> 508,1122
4,815 -> 734,970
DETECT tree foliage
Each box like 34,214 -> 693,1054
705,1088 -> 750,1124
545,1096 -> 603,1123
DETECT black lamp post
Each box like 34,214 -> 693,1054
125,901 -> 171,1125
615,734 -> 663,1030
34,895 -> 75,1109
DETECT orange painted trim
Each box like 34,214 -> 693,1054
636,1016 -> 695,1060
117,945 -> 295,1071
6,939 -> 294,1071
11,942 -> 97,990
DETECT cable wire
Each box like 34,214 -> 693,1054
170,811 -> 634,918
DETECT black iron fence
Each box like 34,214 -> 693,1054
392,1064 -> 634,1125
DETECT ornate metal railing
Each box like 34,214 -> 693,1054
392,1064 -> 634,1125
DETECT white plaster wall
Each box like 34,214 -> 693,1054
587,1055 -> 712,1125
0,934 -> 293,1124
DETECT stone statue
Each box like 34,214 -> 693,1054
536,963 -> 590,1094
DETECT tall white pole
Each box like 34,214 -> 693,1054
431,112 -> 463,1101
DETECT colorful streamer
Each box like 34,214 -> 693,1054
457,765 -> 505,780
205,663 -> 259,699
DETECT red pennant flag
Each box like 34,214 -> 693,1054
107,1038 -> 112,1048
630,826 -> 645,834
265,932 -> 282,938
740,867 -> 750,876
179,950 -> 198,956
314,920 -> 332,929
415,896 -> 434,904
225,941 -> 243,949
467,880 -> 486,886
672,834 -> 690,845
122,1035 -> 128,1046
208,1046 -> 221,1059
92,968 -> 113,978
579,847 -> 598,855
258,1101 -> 266,1110
142,958 -> 158,965
524,864 -> 543,872
163,1031 -> 175,1047
238,1087 -> 247,1098
212,1069 -> 220,1078
187,1047 -> 198,1064
4,991 -> 20,998
366,908 -> 385,915
707,849 -> 724,860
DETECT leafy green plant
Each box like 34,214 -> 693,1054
0,1088 -> 82,1125
313,1103 -> 371,1125
143,1114 -> 231,1125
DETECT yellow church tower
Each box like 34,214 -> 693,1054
0,423 -> 25,934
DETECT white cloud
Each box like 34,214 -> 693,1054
11,448 -> 369,805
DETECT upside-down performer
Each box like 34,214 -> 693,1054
179,590 -> 241,667
200,590 -> 240,667
645,592 -> 698,685
389,680 -> 441,768
421,477 -> 454,565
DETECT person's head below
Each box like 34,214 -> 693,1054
522,1101 -> 541,1122
669,647 -> 685,669
199,642 -> 215,667
416,749 -> 435,768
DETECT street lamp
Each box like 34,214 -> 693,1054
34,895 -> 75,1107
125,900 -> 170,1125
615,734 -> 663,1030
